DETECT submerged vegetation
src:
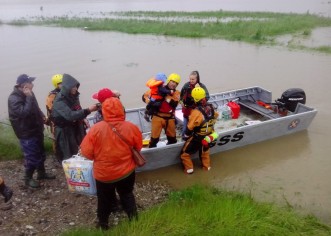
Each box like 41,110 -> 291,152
7,11 -> 331,53
63,185 -> 331,235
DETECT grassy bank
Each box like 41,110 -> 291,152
63,185 -> 331,235
0,122 -> 53,161
7,11 -> 331,53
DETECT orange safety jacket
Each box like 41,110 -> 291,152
45,88 -> 60,117
187,104 -> 219,136
146,78 -> 164,100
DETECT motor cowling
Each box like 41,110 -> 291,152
276,88 -> 306,112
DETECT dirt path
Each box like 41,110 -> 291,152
0,157 -> 170,235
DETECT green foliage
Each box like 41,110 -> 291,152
15,11 -> 331,49
314,46 -> 331,54
0,122 -> 54,161
62,185 -> 331,236
0,122 -> 22,161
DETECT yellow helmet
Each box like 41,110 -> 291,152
51,74 -> 63,88
191,87 -> 206,102
166,73 -> 181,84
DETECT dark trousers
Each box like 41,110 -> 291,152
96,171 -> 137,225
19,134 -> 46,172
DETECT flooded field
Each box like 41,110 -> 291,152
1,0 -> 331,226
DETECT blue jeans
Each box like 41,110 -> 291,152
19,135 -> 46,172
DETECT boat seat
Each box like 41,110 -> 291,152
238,99 -> 282,119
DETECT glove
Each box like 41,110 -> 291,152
202,132 -> 219,148
201,139 -> 209,147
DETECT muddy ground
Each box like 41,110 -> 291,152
0,157 -> 171,235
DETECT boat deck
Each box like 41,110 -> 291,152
142,105 -> 271,148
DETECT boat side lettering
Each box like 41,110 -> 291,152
217,131 -> 244,146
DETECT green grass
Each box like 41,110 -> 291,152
7,11 -> 331,49
62,185 -> 331,236
0,122 -> 53,161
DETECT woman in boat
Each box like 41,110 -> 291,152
51,74 -> 98,161
180,70 -> 210,140
181,87 -> 218,174
142,73 -> 181,148
80,97 -> 142,230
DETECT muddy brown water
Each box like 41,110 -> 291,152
1,0 -> 331,226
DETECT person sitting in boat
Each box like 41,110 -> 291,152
46,74 -> 63,163
144,72 -> 175,122
180,87 -> 219,174
180,70 -> 210,140
142,73 -> 181,148
92,88 -> 121,124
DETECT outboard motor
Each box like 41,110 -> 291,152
276,88 -> 306,112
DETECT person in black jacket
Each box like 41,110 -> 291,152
51,74 -> 98,161
8,74 -> 56,188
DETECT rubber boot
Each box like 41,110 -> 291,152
24,170 -> 40,188
2,186 -> 13,203
127,209 -> 138,221
96,221 -> 109,231
149,137 -> 159,148
167,136 -> 177,145
37,166 -> 56,180
0,183 -> 13,203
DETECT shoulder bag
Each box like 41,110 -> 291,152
108,123 -> 146,167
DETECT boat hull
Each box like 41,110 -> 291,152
138,106 -> 316,171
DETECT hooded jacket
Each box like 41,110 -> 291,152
80,97 -> 142,182
8,86 -> 44,139
52,74 -> 90,125
51,74 -> 90,160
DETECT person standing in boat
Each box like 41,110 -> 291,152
142,73 -> 181,148
180,70 -> 210,140
80,97 -> 142,230
8,74 -> 56,188
45,74 -> 63,163
51,74 -> 98,161
180,87 -> 218,174
91,88 -> 121,124
144,73 -> 174,122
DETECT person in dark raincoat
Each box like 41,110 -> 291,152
51,74 -> 98,162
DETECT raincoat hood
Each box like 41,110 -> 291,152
102,97 -> 125,122
60,74 -> 80,98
